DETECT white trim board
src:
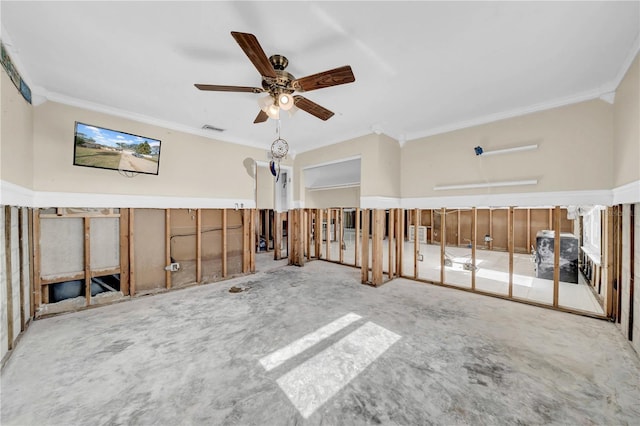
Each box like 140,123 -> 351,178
401,189 -> 613,209
1,181 -> 255,209
0,181 -> 34,207
612,180 -> 640,205
3,180 -> 638,209
360,197 -> 401,209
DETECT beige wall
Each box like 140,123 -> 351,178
401,99 -> 613,198
32,101 -> 265,201
1,69 -> 34,189
305,186 -> 360,209
294,133 -> 401,204
256,165 -> 274,209
373,134 -> 401,198
613,54 -> 640,188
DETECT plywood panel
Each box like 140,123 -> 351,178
420,210 -> 432,227
492,209 -> 508,251
90,218 -> 119,271
201,209 -> 223,283
445,209 -> 458,246
432,210 -> 442,244
227,210 -> 244,275
40,218 -> 84,280
459,210 -> 472,248
514,209 -> 529,253
170,209 -> 197,288
133,209 -> 165,292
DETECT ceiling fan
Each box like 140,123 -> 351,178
195,31 -> 356,123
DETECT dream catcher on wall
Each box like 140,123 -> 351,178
269,119 -> 288,182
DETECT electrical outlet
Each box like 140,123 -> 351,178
164,263 -> 180,272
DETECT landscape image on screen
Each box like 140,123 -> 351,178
73,122 -> 161,175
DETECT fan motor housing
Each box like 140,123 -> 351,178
262,55 -> 295,95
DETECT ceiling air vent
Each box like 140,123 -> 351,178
202,124 -> 225,132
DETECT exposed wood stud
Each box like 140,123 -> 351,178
397,209 -> 404,277
129,209 -> 136,296
306,210 -> 311,260
553,206 -> 561,307
440,207 -> 446,284
18,208 -> 25,331
372,209 -> 384,286
508,207 -> 514,298
250,209 -> 256,272
616,205 -> 623,322
325,209 -> 330,261
430,210 -> 434,244
471,207 -> 477,291
414,209 -> 419,279
339,208 -> 344,264
5,206 -> 15,349
355,208 -> 360,267
274,212 -> 283,260
264,210 -> 270,252
290,209 -> 305,266
315,209 -> 322,259
32,208 -> 43,308
119,209 -> 130,296
457,209 -> 461,246
222,209 -> 228,278
361,209 -> 370,284
388,209 -> 395,279
629,204 -> 635,341
526,208 -> 531,251
165,210 -> 172,289
28,208 -> 35,319
605,207 -> 614,317
196,209 -> 202,283
84,217 -> 92,306
242,209 -> 251,272
489,209 -> 494,251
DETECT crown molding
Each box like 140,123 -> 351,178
610,34 -> 640,92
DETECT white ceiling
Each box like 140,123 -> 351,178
2,1 -> 638,155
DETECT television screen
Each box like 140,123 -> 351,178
73,122 -> 161,175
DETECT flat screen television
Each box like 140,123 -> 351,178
73,121 -> 161,175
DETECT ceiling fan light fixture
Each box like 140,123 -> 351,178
286,104 -> 299,117
258,95 -> 274,112
266,104 -> 280,119
278,93 -> 294,111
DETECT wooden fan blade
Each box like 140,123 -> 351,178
292,65 -> 355,92
194,84 -> 264,93
254,110 -> 269,123
293,96 -> 335,121
231,31 -> 277,78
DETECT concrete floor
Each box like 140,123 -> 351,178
2,260 -> 639,425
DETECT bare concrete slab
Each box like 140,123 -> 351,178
1,261 -> 639,425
